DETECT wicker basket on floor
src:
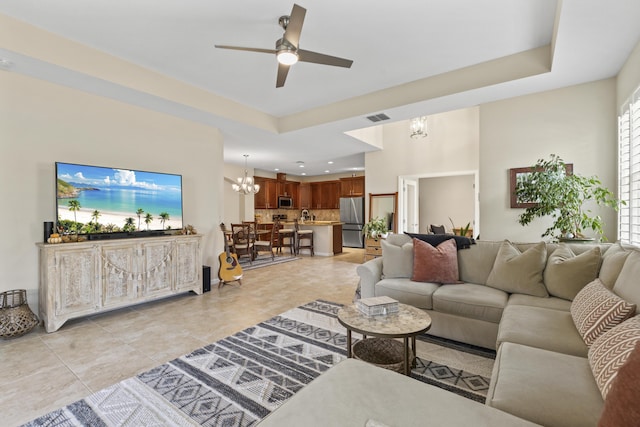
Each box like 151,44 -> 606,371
352,337 -> 413,374
0,289 -> 39,339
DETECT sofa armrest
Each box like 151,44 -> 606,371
356,257 -> 383,298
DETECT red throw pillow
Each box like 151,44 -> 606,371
411,238 -> 459,283
598,341 -> 640,427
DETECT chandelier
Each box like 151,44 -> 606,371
232,154 -> 260,195
409,116 -> 428,139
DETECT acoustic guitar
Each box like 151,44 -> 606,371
218,223 -> 243,286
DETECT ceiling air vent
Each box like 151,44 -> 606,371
365,113 -> 390,123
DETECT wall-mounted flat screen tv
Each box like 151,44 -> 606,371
56,162 -> 183,238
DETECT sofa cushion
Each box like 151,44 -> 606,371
599,242 -> 631,288
598,341 -> 640,427
486,241 -> 548,297
507,293 -> 571,311
589,315 -> 640,398
375,278 -> 439,310
411,238 -> 459,284
612,249 -> 640,313
257,359 -> 540,427
432,283 -> 507,323
544,244 -> 601,300
487,342 -> 603,427
457,241 -> 502,285
570,278 -> 636,346
381,240 -> 413,279
497,305 -> 588,356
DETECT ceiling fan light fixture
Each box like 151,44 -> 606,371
277,50 -> 298,65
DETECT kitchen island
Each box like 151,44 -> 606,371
282,221 -> 343,256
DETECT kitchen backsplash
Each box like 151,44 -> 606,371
254,209 -> 340,223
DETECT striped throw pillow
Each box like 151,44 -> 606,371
589,315 -> 640,398
570,279 -> 636,346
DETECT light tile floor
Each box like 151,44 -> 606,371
1,249 -> 364,426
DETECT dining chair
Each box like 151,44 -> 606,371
294,218 -> 314,256
253,223 -> 275,260
231,223 -> 254,264
220,222 -> 235,253
275,218 -> 296,255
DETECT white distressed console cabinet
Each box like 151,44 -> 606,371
38,234 -> 202,332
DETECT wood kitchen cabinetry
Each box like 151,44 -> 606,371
38,234 -> 202,332
340,176 -> 365,197
299,182 -> 311,209
255,176 -> 299,209
254,177 -> 278,209
310,181 -> 340,209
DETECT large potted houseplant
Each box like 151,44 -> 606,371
363,217 -> 388,240
515,154 -> 623,241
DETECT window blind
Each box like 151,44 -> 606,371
619,87 -> 640,244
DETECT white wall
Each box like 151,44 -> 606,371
223,163 -> 256,225
420,175 -> 475,234
617,39 -> 640,106
364,107 -> 480,217
0,72 -> 224,312
479,78 -> 618,241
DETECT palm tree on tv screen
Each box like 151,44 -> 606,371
123,217 -> 136,232
144,213 -> 153,230
68,200 -> 80,234
91,210 -> 101,225
159,212 -> 170,230
136,208 -> 144,230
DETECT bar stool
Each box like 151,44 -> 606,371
294,219 -> 314,256
276,218 -> 296,256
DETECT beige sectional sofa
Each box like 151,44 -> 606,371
355,234 -> 640,427
258,235 -> 640,426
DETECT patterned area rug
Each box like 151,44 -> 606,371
238,254 -> 300,271
23,300 -> 494,426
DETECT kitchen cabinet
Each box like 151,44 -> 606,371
38,234 -> 202,332
310,181 -> 340,209
278,181 -> 299,208
340,176 -> 365,197
299,182 -> 311,209
254,177 -> 278,209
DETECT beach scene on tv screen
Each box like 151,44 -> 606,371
56,163 -> 183,234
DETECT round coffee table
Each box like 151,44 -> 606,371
337,303 -> 431,375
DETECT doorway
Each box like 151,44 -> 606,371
398,171 -> 479,236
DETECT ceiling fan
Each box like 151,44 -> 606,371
215,4 -> 353,88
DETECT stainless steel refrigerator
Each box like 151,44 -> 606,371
340,197 -> 365,248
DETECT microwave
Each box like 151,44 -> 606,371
278,196 -> 293,209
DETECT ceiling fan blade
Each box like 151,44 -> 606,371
215,45 -> 277,55
283,4 -> 306,48
298,49 -> 353,68
276,62 -> 290,88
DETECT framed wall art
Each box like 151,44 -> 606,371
509,164 -> 573,208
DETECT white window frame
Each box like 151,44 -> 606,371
619,86 -> 640,244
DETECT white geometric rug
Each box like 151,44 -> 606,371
23,300 -> 493,426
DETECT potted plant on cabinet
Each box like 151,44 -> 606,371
363,217 -> 388,240
515,154 -> 623,241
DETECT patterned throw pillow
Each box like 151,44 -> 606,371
598,341 -> 640,427
411,238 -> 459,284
571,279 -> 636,346
589,315 -> 640,398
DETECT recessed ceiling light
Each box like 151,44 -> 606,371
299,164 -> 305,168
328,161 -> 334,165
301,172 -> 306,176
274,168 -> 280,171
325,170 -> 330,173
